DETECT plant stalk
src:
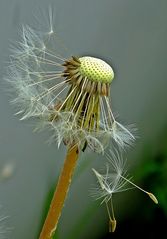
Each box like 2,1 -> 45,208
39,144 -> 79,239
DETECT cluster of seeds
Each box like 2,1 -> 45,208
6,24 -> 134,152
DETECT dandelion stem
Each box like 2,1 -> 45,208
39,144 -> 79,239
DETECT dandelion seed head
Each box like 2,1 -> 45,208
5,11 -> 135,152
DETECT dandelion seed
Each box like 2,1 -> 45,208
91,150 -> 158,232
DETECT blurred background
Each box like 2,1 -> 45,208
0,0 -> 167,238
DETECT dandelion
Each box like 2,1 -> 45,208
6,25 -> 135,152
91,150 -> 158,232
5,8 -> 135,239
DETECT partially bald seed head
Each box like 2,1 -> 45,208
63,56 -> 114,96
79,56 -> 114,83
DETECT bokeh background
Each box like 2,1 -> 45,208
0,0 -> 167,238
